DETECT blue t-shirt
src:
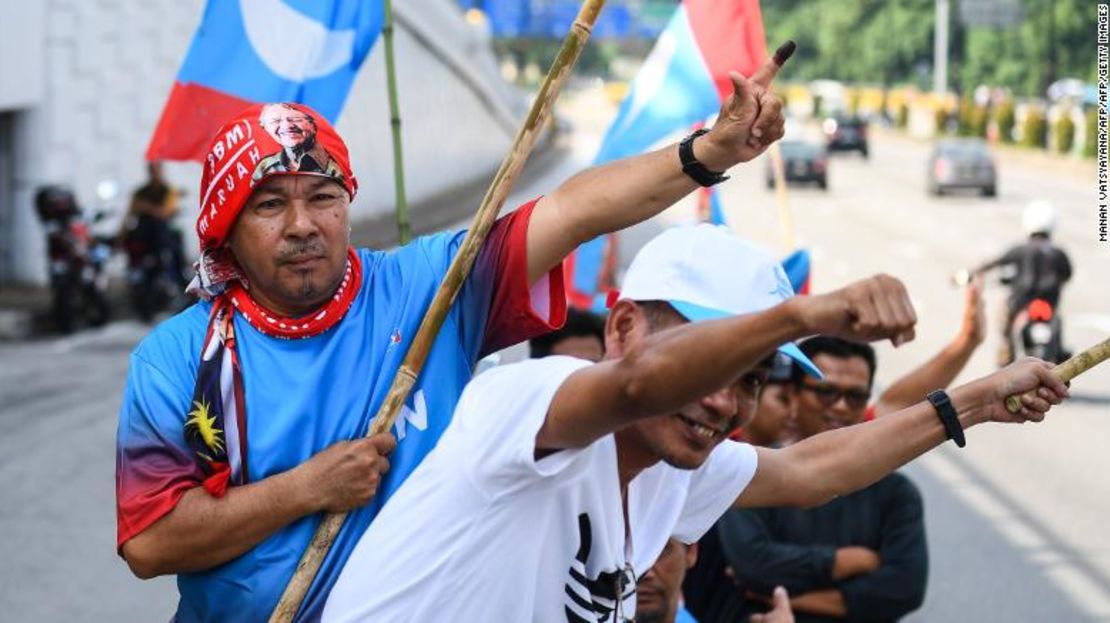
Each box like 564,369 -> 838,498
116,204 -> 564,622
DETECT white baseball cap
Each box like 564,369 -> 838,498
619,223 -> 822,378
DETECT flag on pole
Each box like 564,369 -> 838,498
567,0 -> 766,309
147,0 -> 384,162
593,0 -> 766,164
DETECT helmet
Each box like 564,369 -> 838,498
1022,200 -> 1057,236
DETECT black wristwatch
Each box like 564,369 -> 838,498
679,128 -> 729,187
926,389 -> 966,448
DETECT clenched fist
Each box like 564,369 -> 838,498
296,433 -> 397,513
793,274 -> 917,347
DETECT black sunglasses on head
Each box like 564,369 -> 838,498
800,382 -> 871,409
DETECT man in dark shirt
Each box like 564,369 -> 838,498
975,200 -> 1072,365
691,337 -> 927,622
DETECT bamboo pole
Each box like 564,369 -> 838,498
383,0 -> 411,244
1004,336 -> 1110,414
267,2 -> 607,620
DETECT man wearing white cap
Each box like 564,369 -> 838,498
321,225 -> 1068,623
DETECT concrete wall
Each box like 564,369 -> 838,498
0,0 -> 522,285
0,1 -> 46,110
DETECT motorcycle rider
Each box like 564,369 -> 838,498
974,200 -> 1072,365
120,161 -> 187,321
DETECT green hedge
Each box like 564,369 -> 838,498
1021,109 -> 1047,149
895,102 -> 909,129
957,95 -> 988,138
957,96 -> 973,136
969,106 -> 989,138
935,107 -> 949,135
994,101 -> 1016,144
847,90 -> 860,115
1054,114 -> 1075,154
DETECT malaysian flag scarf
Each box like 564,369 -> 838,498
184,247 -> 362,496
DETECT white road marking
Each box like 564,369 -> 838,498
920,452 -> 1110,617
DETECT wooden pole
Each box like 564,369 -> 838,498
1004,336 -> 1110,414
769,141 -> 796,252
267,2 -> 607,620
383,0 -> 411,244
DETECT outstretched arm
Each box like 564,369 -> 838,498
738,359 -> 1068,509
537,275 -> 918,451
974,246 -> 1019,276
873,277 -> 986,416
524,45 -> 794,283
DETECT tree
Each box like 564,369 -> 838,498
760,0 -> 1095,97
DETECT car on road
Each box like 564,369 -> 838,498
927,138 -> 997,197
767,140 -> 828,190
823,114 -> 869,158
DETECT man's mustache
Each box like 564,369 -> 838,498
276,241 -> 327,263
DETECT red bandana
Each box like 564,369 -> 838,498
226,246 -> 362,339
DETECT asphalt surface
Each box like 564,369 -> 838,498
1,86 -> 1108,621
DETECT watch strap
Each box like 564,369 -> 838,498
927,389 -> 966,448
679,128 -> 730,187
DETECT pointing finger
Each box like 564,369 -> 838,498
750,40 -> 796,87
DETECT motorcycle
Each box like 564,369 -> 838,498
1010,298 -> 1065,364
952,269 -> 1069,366
34,185 -> 112,333
118,193 -> 188,323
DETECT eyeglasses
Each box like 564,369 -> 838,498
799,383 -> 871,409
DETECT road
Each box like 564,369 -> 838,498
1,85 -> 1108,621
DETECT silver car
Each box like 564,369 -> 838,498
927,138 -> 997,197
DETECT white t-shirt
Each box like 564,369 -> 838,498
322,356 -> 759,623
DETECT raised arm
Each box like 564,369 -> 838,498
537,274 -> 918,451
524,46 -> 793,283
973,246 -> 1019,276
873,277 -> 986,416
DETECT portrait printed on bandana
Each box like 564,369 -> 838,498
252,102 -> 346,184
